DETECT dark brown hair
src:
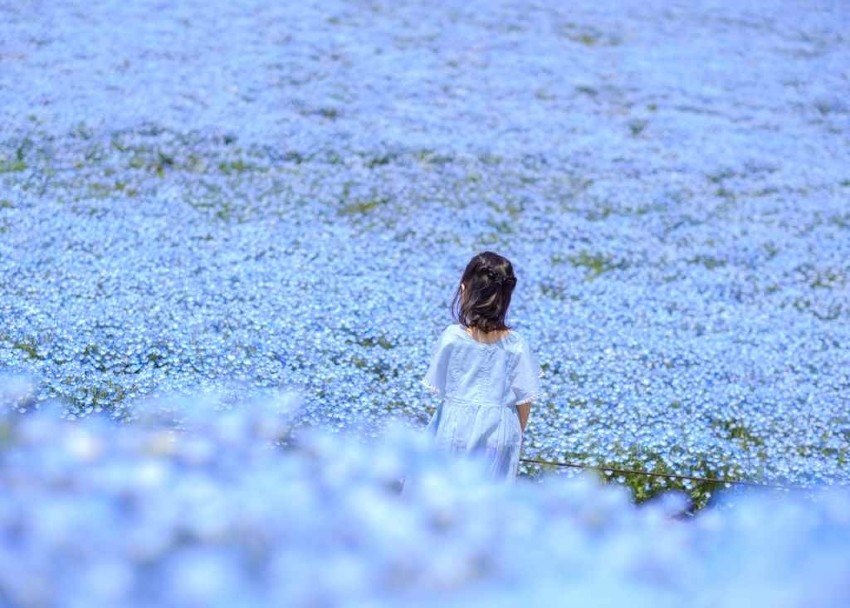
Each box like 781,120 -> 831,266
451,251 -> 517,333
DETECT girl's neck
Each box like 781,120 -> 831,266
465,325 -> 510,344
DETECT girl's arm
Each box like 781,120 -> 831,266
517,402 -> 531,433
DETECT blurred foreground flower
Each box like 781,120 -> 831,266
0,384 -> 847,607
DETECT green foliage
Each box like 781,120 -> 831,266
218,159 -> 259,174
569,251 -> 627,280
338,196 -> 389,216
523,447 -> 737,512
628,119 -> 648,136
356,335 -> 395,350
0,137 -> 32,172
560,22 -> 623,47
689,255 -> 727,270
13,341 -> 43,360
0,159 -> 27,173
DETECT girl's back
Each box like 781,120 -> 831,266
423,324 -> 539,409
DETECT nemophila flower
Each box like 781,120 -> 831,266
0,0 -> 848,548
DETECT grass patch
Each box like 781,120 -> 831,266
613,450 -> 733,511
338,197 -> 389,216
560,22 -> 623,47
628,119 -> 648,136
539,280 -> 571,300
523,445 -> 734,512
215,202 -> 236,222
689,255 -> 727,270
300,107 -> 341,120
356,335 -> 395,350
0,160 -> 27,173
351,355 -> 397,383
486,219 -> 514,234
13,341 -> 44,361
707,169 -> 736,184
712,417 -> 765,451
218,159 -> 260,175
575,84 -> 598,97
87,180 -> 138,198
362,153 -> 399,169
415,149 -> 454,166
569,251 -> 627,280
1,137 -> 34,173
715,186 -> 736,200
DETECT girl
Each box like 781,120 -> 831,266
422,251 -> 542,481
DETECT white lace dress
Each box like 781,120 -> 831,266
422,324 -> 542,480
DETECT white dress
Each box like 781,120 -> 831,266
422,324 -> 542,480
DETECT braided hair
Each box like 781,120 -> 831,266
451,251 -> 517,333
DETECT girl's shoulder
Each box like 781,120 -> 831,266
504,328 -> 528,350
443,324 -> 527,349
432,324 -> 463,347
437,324 -> 465,345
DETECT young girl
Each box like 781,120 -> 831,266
422,251 -> 542,481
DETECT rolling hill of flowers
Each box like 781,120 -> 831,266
1,0 -> 848,604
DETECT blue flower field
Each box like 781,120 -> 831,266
1,0 -> 849,604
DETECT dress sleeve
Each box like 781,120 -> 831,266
422,326 -> 454,396
511,337 -> 543,406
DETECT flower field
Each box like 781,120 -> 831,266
1,0 -> 849,604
